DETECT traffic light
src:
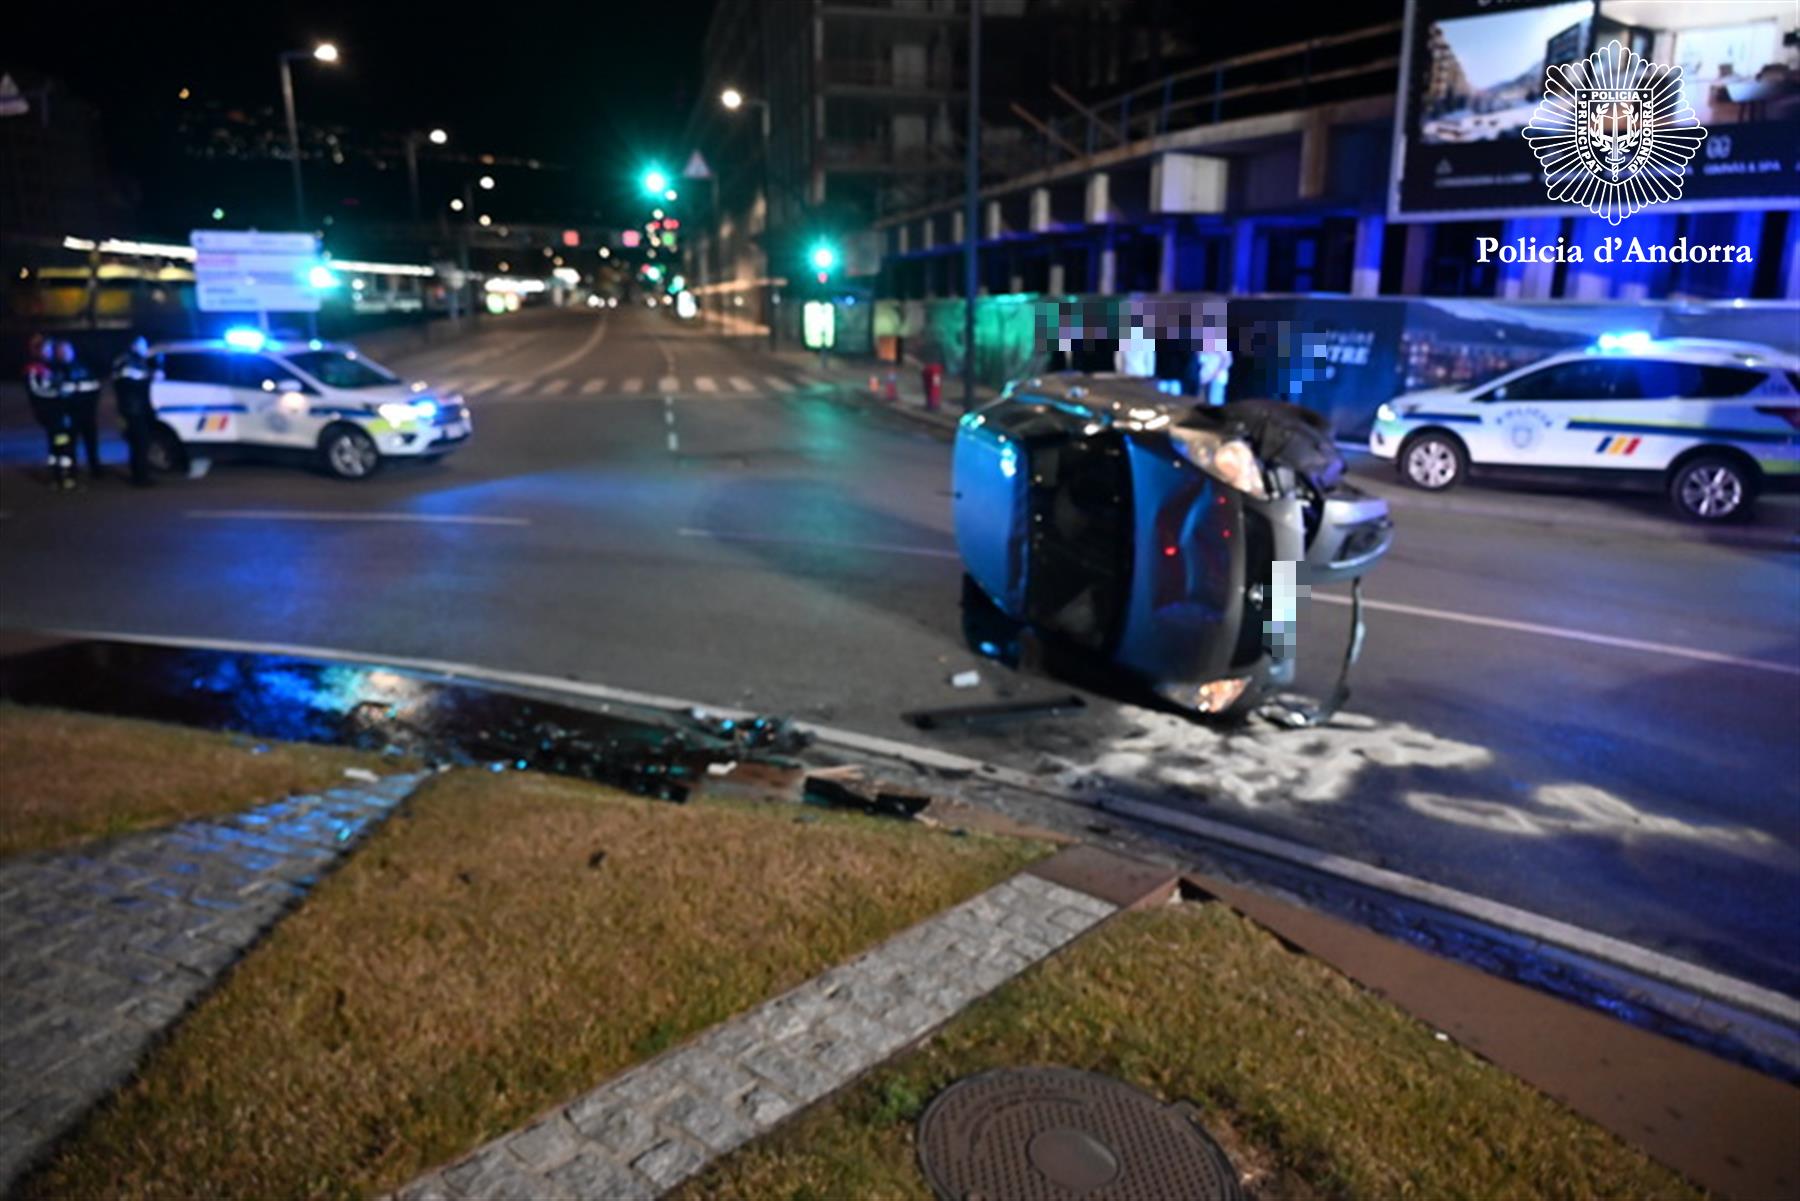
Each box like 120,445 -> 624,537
809,241 -> 838,285
641,168 -> 668,195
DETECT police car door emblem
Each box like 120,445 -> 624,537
1501,407 -> 1551,451
1522,40 -> 1706,225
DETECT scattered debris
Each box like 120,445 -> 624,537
706,761 -> 738,777
803,773 -> 933,820
904,694 -> 1087,731
342,767 -> 380,783
586,849 -> 608,870
949,670 -> 982,689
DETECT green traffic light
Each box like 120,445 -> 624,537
809,243 -> 837,272
642,168 -> 669,195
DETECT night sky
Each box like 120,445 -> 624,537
12,0 -> 718,219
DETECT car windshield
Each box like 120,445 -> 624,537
284,350 -> 399,390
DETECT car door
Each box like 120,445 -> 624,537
229,355 -> 316,448
155,352 -> 241,446
1475,359 -> 1631,467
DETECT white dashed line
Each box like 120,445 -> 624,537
185,509 -> 530,527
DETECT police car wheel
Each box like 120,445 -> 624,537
1399,433 -> 1465,491
321,426 -> 380,480
146,426 -> 187,474
1669,456 -> 1752,523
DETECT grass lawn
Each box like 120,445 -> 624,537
0,703 -> 399,858
680,901 -> 1700,1201
22,769 -> 1046,1201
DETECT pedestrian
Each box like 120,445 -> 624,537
55,339 -> 104,479
24,335 -> 75,488
112,335 -> 155,487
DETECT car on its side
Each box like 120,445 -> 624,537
1369,336 -> 1799,521
143,331 -> 472,479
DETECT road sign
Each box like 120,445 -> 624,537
191,230 -> 322,313
682,150 -> 712,180
0,75 -> 29,119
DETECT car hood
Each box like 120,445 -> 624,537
1390,387 -> 1470,413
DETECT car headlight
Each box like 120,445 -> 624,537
377,400 -> 436,424
1376,402 -> 1398,423
1168,426 -> 1267,499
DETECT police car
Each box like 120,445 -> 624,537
1369,335 -> 1799,521
143,330 -> 472,479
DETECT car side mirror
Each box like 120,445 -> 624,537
1484,386 -> 1507,403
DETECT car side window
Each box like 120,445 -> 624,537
160,352 -> 233,385
1691,365 -> 1767,399
1512,360 -> 1633,402
232,356 -> 311,393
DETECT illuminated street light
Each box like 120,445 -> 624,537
599,246 -> 611,258
211,207 -> 226,221
278,41 -> 342,225
478,175 -> 496,190
449,197 -> 465,212
720,87 -> 743,110
478,214 -> 493,227
313,42 -> 339,62
428,128 -> 449,145
664,189 -> 678,202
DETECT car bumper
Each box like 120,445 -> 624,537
377,416 -> 472,456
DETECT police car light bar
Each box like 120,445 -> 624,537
1595,331 -> 1653,353
223,327 -> 267,351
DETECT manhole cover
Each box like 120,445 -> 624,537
916,1067 -> 1243,1200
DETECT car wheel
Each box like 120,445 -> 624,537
320,425 -> 380,480
146,425 -> 187,474
1399,432 -> 1466,491
1669,455 -> 1754,522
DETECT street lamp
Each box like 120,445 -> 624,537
277,42 -> 341,226
405,127 -> 449,222
720,86 -> 775,349
478,175 -> 496,190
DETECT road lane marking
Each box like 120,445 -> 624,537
541,378 -> 570,396
184,509 -> 529,527
434,378 -> 465,392
728,376 -> 755,393
667,432 -> 680,453
1311,592 -> 1800,677
531,314 -> 609,378
676,527 -> 959,559
463,377 -> 502,394
763,376 -> 794,392
658,375 -> 680,393
695,376 -> 717,393
497,380 -> 533,397
580,379 -> 607,395
43,625 -> 1797,1030
622,377 -> 643,393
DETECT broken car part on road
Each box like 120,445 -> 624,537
952,377 -> 1393,724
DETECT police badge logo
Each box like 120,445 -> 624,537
1522,40 -> 1706,225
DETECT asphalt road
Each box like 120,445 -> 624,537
3,307 -> 1797,996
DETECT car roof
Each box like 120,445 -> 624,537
1535,338 -> 1799,373
148,339 -> 353,355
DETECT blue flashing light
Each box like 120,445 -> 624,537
308,265 -> 341,289
999,443 -> 1019,479
223,327 -> 266,351
414,399 -> 439,419
1596,330 -> 1653,353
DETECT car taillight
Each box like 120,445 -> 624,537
1754,406 -> 1800,430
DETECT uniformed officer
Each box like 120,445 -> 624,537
24,336 -> 74,488
55,340 -> 104,479
112,336 -> 155,486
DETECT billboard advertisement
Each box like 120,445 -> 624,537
1391,0 -> 1800,221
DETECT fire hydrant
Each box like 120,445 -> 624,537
922,362 -> 945,411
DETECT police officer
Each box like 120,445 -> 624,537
25,336 -> 75,488
56,340 -> 104,479
113,336 -> 155,486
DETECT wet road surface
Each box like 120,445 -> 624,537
2,307 -> 1796,995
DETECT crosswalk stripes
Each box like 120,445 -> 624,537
450,374 -> 808,400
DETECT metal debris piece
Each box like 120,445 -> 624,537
802,774 -> 933,820
903,694 -> 1087,731
950,670 -> 982,688
342,767 -> 380,783
917,1067 -> 1242,1201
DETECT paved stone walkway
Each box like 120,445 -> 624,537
0,773 -> 425,1192
394,872 -> 1119,1200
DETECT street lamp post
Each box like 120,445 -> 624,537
720,87 -> 775,350
963,0 -> 981,410
405,127 -> 449,223
277,42 -> 338,228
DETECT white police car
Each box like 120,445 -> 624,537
144,329 -> 472,479
1369,335 -> 1799,521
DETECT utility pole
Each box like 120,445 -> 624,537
279,56 -> 306,226
962,0 -> 982,410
